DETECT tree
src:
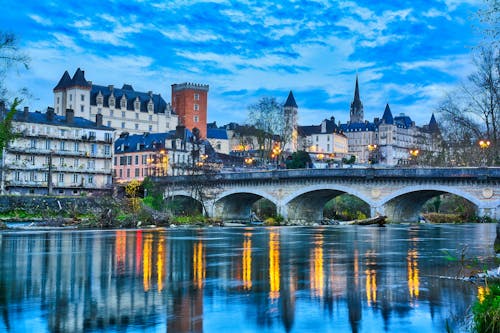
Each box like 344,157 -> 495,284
0,32 -> 30,102
0,98 -> 20,157
286,150 -> 311,169
437,46 -> 499,166
247,97 -> 289,162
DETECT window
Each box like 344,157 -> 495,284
81,94 -> 85,101
142,155 -> 147,164
60,157 -> 64,166
194,93 -> 200,100
45,140 -> 51,150
91,144 -> 97,156
148,103 -> 153,112
59,173 -> 64,183
194,115 -> 199,123
105,132 -> 112,142
114,157 -> 117,166
29,156 -> 35,165
60,141 -> 65,151
148,115 -> 153,121
121,99 -> 126,108
30,139 -> 36,149
73,174 -> 79,183
135,168 -> 139,177
135,155 -> 139,165
15,154 -> 20,161
104,145 -> 111,156
107,121 -> 112,127
149,125 -> 153,131
135,124 -> 139,130
43,172 -> 48,182
194,104 -> 199,111
134,100 -> 140,110
74,158 -> 79,168
87,160 -> 95,170
127,156 -> 132,165
121,111 -> 125,118
97,107 -> 101,114
69,94 -> 72,101
30,171 -> 35,181
88,175 -> 93,184
74,142 -> 79,152
60,129 -> 66,137
126,169 -> 130,178
57,97 -> 60,104
316,136 -> 319,142
15,171 -> 20,181
135,113 -> 139,119
121,122 -> 125,129
110,110 -> 114,117
119,169 -> 123,177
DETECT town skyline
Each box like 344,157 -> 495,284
2,0 -> 485,126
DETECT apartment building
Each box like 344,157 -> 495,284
1,106 -> 114,195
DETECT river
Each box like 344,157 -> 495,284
0,224 -> 496,332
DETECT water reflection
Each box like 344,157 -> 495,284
0,224 -> 496,332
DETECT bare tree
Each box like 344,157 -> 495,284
247,97 -> 291,163
0,32 -> 30,102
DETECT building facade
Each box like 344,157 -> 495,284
53,68 -> 178,135
1,106 -> 114,195
283,91 -> 298,153
171,83 -> 209,139
339,77 -> 441,165
298,117 -> 349,163
113,128 -> 198,182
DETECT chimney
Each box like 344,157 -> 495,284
108,85 -> 114,91
46,107 -> 55,121
23,106 -> 29,118
65,109 -> 74,123
175,125 -> 186,139
96,113 -> 103,127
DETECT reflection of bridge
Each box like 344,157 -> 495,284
155,168 -> 500,223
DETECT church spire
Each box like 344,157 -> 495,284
349,75 -> 364,123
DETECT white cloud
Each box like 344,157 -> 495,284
28,14 -> 52,26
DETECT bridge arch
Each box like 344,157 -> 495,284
378,185 -> 484,222
282,184 -> 375,223
212,188 -> 279,222
164,192 -> 204,216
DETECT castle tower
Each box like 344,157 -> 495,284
171,83 -> 209,139
283,91 -> 298,153
53,68 -> 92,117
349,76 -> 364,123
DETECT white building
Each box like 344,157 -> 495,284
1,105 -> 114,195
298,117 -> 349,163
53,68 -> 178,135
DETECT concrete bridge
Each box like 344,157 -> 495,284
153,167 -> 500,223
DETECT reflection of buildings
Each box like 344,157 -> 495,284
0,226 -> 485,332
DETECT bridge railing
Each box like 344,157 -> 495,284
152,167 -> 500,184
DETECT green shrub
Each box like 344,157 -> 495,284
423,213 -> 463,223
264,217 -> 279,226
472,283 -> 500,333
173,214 -> 206,225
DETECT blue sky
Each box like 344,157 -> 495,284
1,0 -> 485,127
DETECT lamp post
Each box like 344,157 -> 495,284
479,139 -> 491,166
409,149 -> 419,166
367,144 -> 378,165
271,143 -> 282,169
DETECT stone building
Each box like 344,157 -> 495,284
1,105 -> 114,195
283,91 -> 298,153
298,117 -> 349,162
339,77 -> 441,165
53,68 -> 178,135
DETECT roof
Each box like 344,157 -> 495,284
207,128 -> 228,140
13,109 -> 114,131
339,122 -> 377,132
53,68 -> 91,91
394,115 -> 413,128
284,91 -> 298,108
114,132 -> 175,154
298,118 -> 345,136
90,84 -> 169,114
381,104 -> 394,125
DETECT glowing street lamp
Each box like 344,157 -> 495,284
479,139 -> 491,166
409,149 -> 419,166
367,144 -> 378,165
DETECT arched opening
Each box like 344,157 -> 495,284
383,191 -> 478,223
421,193 -> 478,222
286,189 -> 369,223
214,192 -> 277,222
165,195 -> 203,217
323,194 -> 370,221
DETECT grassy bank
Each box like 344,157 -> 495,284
472,283 -> 500,333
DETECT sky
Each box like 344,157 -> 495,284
1,0 -> 486,127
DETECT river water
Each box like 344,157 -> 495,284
0,224 -> 496,333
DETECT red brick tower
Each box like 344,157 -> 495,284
171,83 -> 209,138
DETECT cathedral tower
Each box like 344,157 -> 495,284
349,76 -> 364,123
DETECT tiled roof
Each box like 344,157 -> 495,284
114,132 -> 174,154
381,104 -> 394,125
13,109 -> 114,131
53,68 -> 91,91
339,122 -> 377,132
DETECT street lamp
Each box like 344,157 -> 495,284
367,144 -> 378,164
409,149 -> 419,166
271,143 -> 282,168
479,139 -> 491,166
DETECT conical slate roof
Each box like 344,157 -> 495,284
53,71 -> 72,91
428,113 -> 439,132
284,91 -> 297,108
381,103 -> 394,124
71,68 -> 91,88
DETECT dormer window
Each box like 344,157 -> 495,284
96,92 -> 103,106
134,98 -> 140,111
147,101 -> 153,112
109,95 -> 115,108
120,96 -> 127,109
